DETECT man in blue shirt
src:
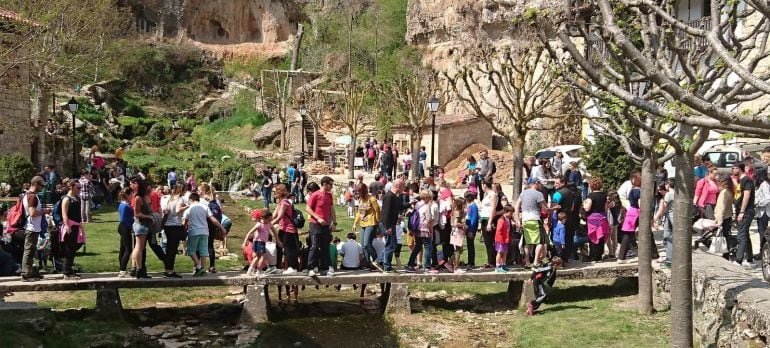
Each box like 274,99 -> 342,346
287,163 -> 297,185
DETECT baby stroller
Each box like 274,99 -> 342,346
692,218 -> 736,259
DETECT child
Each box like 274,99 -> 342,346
450,197 -> 467,273
246,211 -> 280,276
465,191 -> 479,270
372,230 -> 385,261
553,212 -> 567,262
394,221 -> 404,267
607,192 -> 622,259
339,232 -> 363,270
330,237 -> 340,271
241,209 -> 263,270
526,256 -> 563,316
37,231 -> 50,269
345,181 -> 355,217
495,205 -> 514,273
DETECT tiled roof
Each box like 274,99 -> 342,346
393,114 -> 480,130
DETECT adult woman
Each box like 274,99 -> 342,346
161,184 -> 188,278
583,177 -> 611,262
131,180 -> 154,279
538,161 -> 556,197
714,175 -> 736,260
199,183 -> 221,273
117,187 -> 134,278
617,174 -> 641,263
186,173 -> 197,192
404,190 -> 436,273
60,180 -> 83,280
481,180 -> 503,269
352,183 -> 381,269
694,166 -> 719,219
272,184 -> 299,274
401,148 -> 412,173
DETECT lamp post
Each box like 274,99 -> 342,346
68,97 -> 79,177
299,103 -> 307,167
427,96 -> 440,177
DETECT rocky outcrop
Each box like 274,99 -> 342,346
129,0 -> 304,58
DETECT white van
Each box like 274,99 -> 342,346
702,142 -> 770,174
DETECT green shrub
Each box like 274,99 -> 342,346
74,97 -> 107,125
0,154 -> 37,195
582,135 -> 634,190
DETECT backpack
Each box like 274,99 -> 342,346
291,204 -> 305,229
8,193 -> 35,231
51,197 -> 65,227
408,202 -> 422,232
208,201 -> 223,222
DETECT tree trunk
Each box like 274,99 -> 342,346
671,126 -> 695,348
510,137 -> 525,202
312,123 -> 318,160
410,131 -> 422,180
637,152 -> 656,315
348,135 -> 356,179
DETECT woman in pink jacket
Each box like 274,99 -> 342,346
693,165 -> 719,219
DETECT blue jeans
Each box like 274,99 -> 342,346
407,236 -> 432,269
262,188 -> 272,208
360,225 -> 377,267
381,226 -> 398,269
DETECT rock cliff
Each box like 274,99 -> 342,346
129,0 -> 305,58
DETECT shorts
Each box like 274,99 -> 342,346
132,222 -> 149,236
522,220 -> 542,245
253,241 -> 267,254
395,243 -> 402,257
495,241 -> 509,253
187,234 -> 209,257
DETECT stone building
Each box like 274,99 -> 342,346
0,9 -> 77,174
391,115 -> 493,168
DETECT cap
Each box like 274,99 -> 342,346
30,176 -> 45,186
528,177 -> 541,185
250,209 -> 263,220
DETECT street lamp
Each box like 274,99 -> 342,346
427,96 -> 440,177
68,97 -> 79,177
299,103 -> 308,167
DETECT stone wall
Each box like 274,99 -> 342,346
0,32 -> 35,163
654,251 -> 770,347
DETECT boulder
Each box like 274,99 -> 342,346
251,118 -> 283,148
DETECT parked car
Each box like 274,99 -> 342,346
535,145 -> 584,175
702,142 -> 770,175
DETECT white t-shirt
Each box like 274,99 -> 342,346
395,223 -> 404,244
339,240 -> 363,268
618,180 -> 632,208
438,199 -> 451,227
182,202 -> 212,236
480,193 -> 493,219
23,192 -> 43,232
265,242 -> 277,266
430,201 -> 440,227
372,237 -> 385,257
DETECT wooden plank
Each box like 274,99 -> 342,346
0,263 -> 638,293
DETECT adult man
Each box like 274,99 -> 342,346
476,150 -> 496,200
419,146 -> 427,177
339,232 -> 363,270
21,176 -> 51,281
378,179 -> 406,272
551,177 -> 580,262
552,150 -> 564,176
733,163 -> 756,269
515,178 -> 548,267
167,168 -> 177,188
369,173 -> 384,196
693,155 -> 708,180
78,169 -> 94,223
183,192 -> 226,276
43,165 -> 59,204
306,176 -> 337,277
287,163 -> 297,185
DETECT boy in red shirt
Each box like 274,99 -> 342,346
305,176 -> 337,277
495,205 -> 513,273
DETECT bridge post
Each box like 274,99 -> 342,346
240,282 -> 271,326
95,287 -> 124,320
506,280 -> 525,307
384,283 -> 410,315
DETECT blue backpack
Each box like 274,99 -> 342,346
408,202 -> 422,232
51,197 -> 65,227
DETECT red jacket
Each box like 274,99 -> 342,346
495,217 -> 511,244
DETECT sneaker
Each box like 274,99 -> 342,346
617,259 -> 627,264
283,267 -> 297,275
193,268 -> 206,277
454,268 -> 466,274
246,270 -> 255,277
732,261 -> 742,268
163,272 -> 182,279
428,268 -> 439,274
384,268 -> 398,274
117,271 -> 129,278
308,268 -> 318,277
265,267 -> 279,275
526,302 -> 534,316
484,264 -> 494,270
404,266 -> 416,273
129,269 -> 137,277
495,267 -> 506,273
64,273 -> 81,281
444,263 -> 455,273
371,262 -> 384,272
21,275 -> 40,282
502,265 -> 510,272
742,261 -> 755,270
466,265 -> 475,271
327,269 -> 335,277
657,256 -> 667,263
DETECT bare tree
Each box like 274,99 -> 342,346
376,70 -> 447,179
532,1 -> 770,345
447,42 -> 567,201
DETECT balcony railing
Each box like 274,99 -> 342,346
676,16 -> 711,51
